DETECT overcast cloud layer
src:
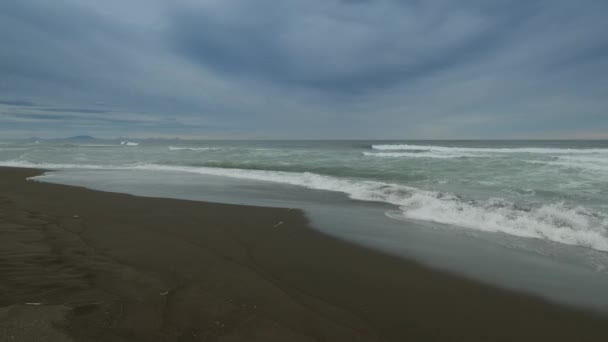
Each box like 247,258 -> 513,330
1,0 -> 607,139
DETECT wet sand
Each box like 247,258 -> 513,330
1,167 -> 607,341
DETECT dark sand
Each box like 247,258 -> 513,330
1,167 -> 607,341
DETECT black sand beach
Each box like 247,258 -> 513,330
1,167 -> 608,341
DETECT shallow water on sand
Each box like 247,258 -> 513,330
33,168 -> 608,313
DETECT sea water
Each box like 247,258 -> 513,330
2,139 -> 608,311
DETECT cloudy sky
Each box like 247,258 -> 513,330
1,0 -> 607,139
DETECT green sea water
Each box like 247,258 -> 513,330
1,139 -> 607,252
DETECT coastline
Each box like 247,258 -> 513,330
1,167 -> 607,341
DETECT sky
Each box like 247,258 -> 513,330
1,0 -> 607,139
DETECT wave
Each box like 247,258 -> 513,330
387,198 -> 608,252
559,156 -> 608,164
527,156 -> 608,174
372,144 -> 608,154
0,160 -> 114,170
7,159 -> 606,252
531,161 -> 608,173
168,146 -> 223,151
363,151 -> 478,159
120,141 -> 139,146
0,147 -> 30,151
80,144 -> 123,147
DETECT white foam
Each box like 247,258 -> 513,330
363,151 -> 479,159
120,141 -> 139,146
387,197 -> 608,252
5,159 -> 607,252
372,144 -> 608,154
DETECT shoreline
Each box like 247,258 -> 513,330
1,167 -> 608,341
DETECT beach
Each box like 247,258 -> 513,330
1,166 -> 608,341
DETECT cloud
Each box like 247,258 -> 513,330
170,0 -> 501,93
0,0 -> 606,138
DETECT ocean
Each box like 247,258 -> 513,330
2,139 -> 608,310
